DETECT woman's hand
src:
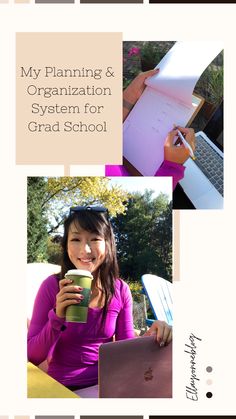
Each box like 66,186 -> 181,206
124,69 -> 159,106
164,127 -> 196,165
143,320 -> 172,346
123,69 -> 159,121
56,278 -> 84,318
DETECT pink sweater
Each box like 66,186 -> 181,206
27,275 -> 135,388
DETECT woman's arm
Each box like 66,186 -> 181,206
155,127 -> 196,188
27,276 -> 66,365
123,69 -> 159,122
115,281 -> 135,341
155,161 -> 186,190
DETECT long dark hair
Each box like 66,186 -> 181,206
60,209 -> 119,323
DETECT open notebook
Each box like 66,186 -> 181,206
123,41 -> 223,176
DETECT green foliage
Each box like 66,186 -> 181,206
155,201 -> 172,279
208,67 -> 223,105
27,176 -> 129,262
195,51 -> 223,106
140,42 -> 164,71
27,177 -> 48,263
112,191 -> 172,282
43,177 -> 129,234
46,236 -> 61,265
128,281 -> 143,293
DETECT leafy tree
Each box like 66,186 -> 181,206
46,235 -> 62,265
155,201 -> 172,279
27,176 -> 129,262
43,177 -> 129,234
27,177 -> 48,262
112,191 -> 172,282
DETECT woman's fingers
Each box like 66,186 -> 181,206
176,127 -> 196,151
177,126 -> 194,135
58,284 -> 83,294
164,129 -> 178,147
166,327 -> 172,344
139,68 -> 159,82
59,278 -> 73,290
57,292 -> 84,303
123,69 -> 160,106
162,323 -> 172,345
144,320 -> 172,346
56,279 -> 84,317
57,282 -> 84,304
57,299 -> 81,313
164,126 -> 196,164
58,279 -> 83,294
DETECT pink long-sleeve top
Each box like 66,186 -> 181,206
105,160 -> 185,190
27,274 -> 135,388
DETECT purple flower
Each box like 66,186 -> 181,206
128,47 -> 140,57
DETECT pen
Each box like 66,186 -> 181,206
175,127 -> 196,160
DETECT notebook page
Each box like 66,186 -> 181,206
146,41 -> 223,106
124,87 -> 194,176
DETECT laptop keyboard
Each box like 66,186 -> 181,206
194,134 -> 223,196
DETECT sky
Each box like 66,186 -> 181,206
108,176 -> 172,201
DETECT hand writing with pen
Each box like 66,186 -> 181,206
164,126 -> 196,165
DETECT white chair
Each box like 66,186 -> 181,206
141,274 -> 173,326
27,262 -> 61,323
27,262 -> 61,371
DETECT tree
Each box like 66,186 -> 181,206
27,177 -> 48,262
27,176 -> 129,262
112,191 -> 172,282
155,201 -> 172,279
43,177 -> 129,234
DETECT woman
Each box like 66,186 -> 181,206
106,69 -> 196,190
28,205 -> 172,390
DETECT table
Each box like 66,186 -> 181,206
27,362 -> 79,398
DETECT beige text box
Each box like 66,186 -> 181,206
16,33 -> 122,165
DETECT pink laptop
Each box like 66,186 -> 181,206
98,336 -> 172,398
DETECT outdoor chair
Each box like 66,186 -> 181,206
27,262 -> 61,371
141,274 -> 173,327
27,262 -> 61,323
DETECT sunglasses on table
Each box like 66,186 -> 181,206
69,205 -> 109,217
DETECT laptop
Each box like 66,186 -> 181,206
75,337 -> 172,398
178,100 -> 223,209
99,336 -> 172,398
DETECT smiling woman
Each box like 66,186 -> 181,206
67,225 -> 106,273
27,205 -> 172,391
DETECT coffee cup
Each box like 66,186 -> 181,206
65,269 -> 93,323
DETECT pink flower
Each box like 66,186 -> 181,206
128,47 -> 140,57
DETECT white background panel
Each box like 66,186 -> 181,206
0,3 -> 236,416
